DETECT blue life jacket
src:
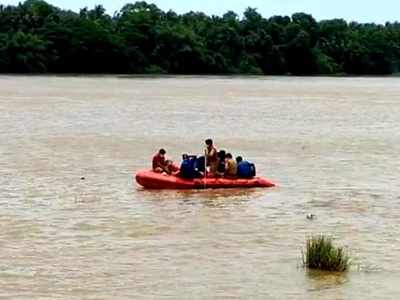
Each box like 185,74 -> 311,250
195,156 -> 206,173
180,156 -> 197,179
237,161 -> 256,178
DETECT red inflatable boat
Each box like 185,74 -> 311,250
135,170 -> 276,189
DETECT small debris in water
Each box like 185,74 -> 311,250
81,177 -> 85,180
307,213 -> 316,220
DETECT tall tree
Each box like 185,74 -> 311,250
0,0 -> 400,75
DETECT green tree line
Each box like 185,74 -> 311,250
1,0 -> 400,74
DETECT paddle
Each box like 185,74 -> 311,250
204,148 -> 207,189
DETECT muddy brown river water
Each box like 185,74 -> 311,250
0,75 -> 399,299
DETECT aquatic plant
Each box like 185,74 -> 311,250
302,235 -> 350,272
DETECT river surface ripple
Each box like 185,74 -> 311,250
0,75 -> 399,299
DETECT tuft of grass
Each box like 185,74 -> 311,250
302,235 -> 350,272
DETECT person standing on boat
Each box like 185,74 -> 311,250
152,149 -> 167,173
205,139 -> 218,175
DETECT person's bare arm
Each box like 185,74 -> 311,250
208,148 -> 216,158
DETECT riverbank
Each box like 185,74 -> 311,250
1,1 -> 399,75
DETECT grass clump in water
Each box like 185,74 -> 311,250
302,235 -> 350,272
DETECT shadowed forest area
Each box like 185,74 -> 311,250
1,0 -> 400,75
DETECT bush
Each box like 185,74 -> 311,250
145,65 -> 167,74
312,48 -> 342,74
302,235 -> 350,272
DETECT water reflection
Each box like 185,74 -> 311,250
306,269 -> 348,292
136,187 -> 268,207
137,188 -> 268,200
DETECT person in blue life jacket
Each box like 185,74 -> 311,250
216,150 -> 227,177
195,156 -> 206,177
236,156 -> 256,178
180,154 -> 202,179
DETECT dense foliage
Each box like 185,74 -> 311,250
303,235 -> 350,272
1,0 -> 400,74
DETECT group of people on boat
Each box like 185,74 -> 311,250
152,139 -> 256,179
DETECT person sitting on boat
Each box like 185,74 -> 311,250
195,156 -> 206,177
180,154 -> 203,179
165,160 -> 180,175
225,153 -> 237,178
216,150 -> 226,177
152,149 -> 168,173
205,139 -> 218,175
180,154 -> 194,178
236,156 -> 256,178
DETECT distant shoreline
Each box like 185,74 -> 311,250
0,73 -> 399,79
1,1 -> 399,76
